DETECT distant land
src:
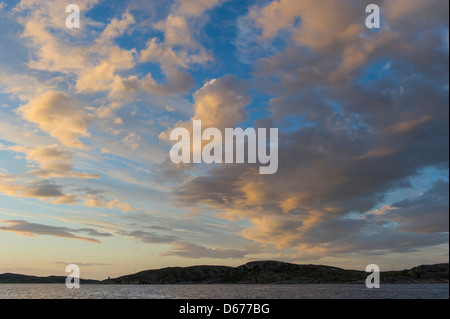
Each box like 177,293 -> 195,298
1,261 -> 448,284
0,273 -> 99,284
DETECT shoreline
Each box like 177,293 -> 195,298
1,261 -> 448,285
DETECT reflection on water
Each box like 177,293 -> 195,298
0,284 -> 448,299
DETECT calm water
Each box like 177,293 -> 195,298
0,284 -> 448,299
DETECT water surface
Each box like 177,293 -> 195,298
0,284 -> 448,299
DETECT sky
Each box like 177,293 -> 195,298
0,0 -> 448,280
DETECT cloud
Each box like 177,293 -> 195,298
139,0 -> 220,94
160,74 -> 251,143
0,220 -> 111,244
76,227 -> 113,238
107,199 -> 134,213
75,13 -> 138,96
6,144 -> 100,179
248,0 -> 393,82
20,18 -> 88,73
83,194 -> 105,208
14,1 -> 138,105
0,172 -> 15,182
122,133 -> 141,151
18,91 -> 93,149
0,69 -> 56,102
1,0 -> 447,267
164,242 -> 249,259
75,62 -> 118,94
156,75 -> 251,179
388,180 -> 449,234
54,261 -> 111,267
173,0 -> 221,18
140,0 -> 218,65
12,1 -> 99,74
140,67 -> 195,96
384,0 -> 449,26
192,75 -> 251,128
173,88 -> 448,256
120,230 -> 178,244
169,0 -> 449,260
249,0 -> 362,48
14,0 -> 99,31
98,12 -> 135,41
84,194 -> 135,213
0,179 -> 78,204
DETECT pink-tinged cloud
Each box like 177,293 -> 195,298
0,220 -> 112,244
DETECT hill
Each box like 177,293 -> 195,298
102,261 -> 449,284
1,261 -> 447,284
0,273 -> 99,284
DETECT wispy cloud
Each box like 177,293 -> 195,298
119,229 -> 178,244
0,179 -> 78,204
164,242 -> 250,259
0,220 -> 112,244
18,91 -> 94,149
53,261 -> 111,267
6,144 -> 101,179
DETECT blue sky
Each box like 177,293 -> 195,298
0,0 -> 448,279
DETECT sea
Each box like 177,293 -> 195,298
0,283 -> 448,299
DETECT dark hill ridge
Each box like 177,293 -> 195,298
0,273 -> 98,284
1,261 -> 448,284
103,261 -> 449,284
